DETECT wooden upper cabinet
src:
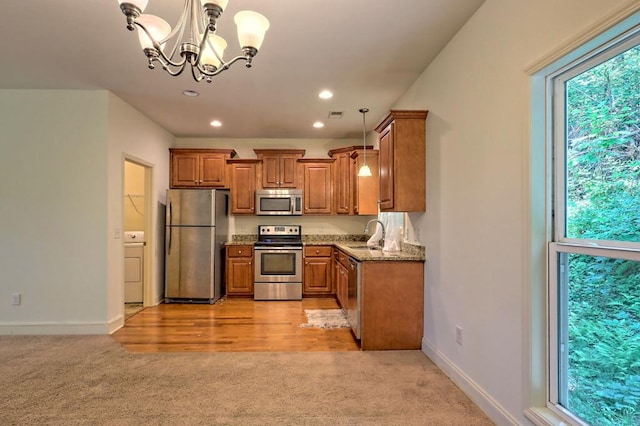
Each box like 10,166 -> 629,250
227,159 -> 259,215
170,148 -> 236,188
298,159 -> 334,215
254,149 -> 305,189
335,153 -> 351,214
374,110 -> 428,212
328,145 -> 376,215
351,149 -> 379,215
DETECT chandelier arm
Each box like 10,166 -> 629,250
160,61 -> 189,77
163,1 -> 193,65
194,24 -> 213,69
200,55 -> 251,77
190,64 -> 208,82
160,0 -> 192,60
133,21 -> 189,70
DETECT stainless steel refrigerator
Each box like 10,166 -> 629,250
165,189 -> 229,303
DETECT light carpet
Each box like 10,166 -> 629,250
0,335 -> 494,425
300,309 -> 349,329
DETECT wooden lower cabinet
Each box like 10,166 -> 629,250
303,246 -> 333,296
360,261 -> 424,350
335,250 -> 350,309
225,245 -> 254,296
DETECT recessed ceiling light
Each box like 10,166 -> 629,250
183,90 -> 199,97
318,90 -> 333,99
313,121 -> 325,128
210,120 -> 222,127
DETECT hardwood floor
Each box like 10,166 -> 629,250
112,297 -> 360,353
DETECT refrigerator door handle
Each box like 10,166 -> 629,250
167,200 -> 173,255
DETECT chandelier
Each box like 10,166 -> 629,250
117,0 -> 270,82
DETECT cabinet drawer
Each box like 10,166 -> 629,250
304,246 -> 332,257
337,250 -> 350,268
227,245 -> 253,257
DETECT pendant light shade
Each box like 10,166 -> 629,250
358,163 -> 372,177
358,108 -> 373,177
235,11 -> 270,50
136,14 -> 171,50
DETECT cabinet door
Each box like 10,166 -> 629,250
230,162 -> 256,214
261,155 -> 280,188
226,257 -> 254,295
199,153 -> 228,188
352,150 -> 379,215
171,152 -> 199,188
303,257 -> 332,294
303,163 -> 332,215
336,262 -> 348,309
335,153 -> 351,214
279,155 -> 299,188
378,124 -> 394,211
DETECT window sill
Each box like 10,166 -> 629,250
525,407 -> 584,426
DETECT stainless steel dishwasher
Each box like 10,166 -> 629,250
346,256 -> 362,339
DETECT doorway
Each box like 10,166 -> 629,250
123,159 -> 150,318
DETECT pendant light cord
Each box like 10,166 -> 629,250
359,108 -> 369,166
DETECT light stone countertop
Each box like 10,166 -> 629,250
227,235 -> 425,262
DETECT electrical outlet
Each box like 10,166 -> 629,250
11,293 -> 21,306
456,325 -> 463,346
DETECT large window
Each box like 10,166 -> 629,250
548,30 -> 640,426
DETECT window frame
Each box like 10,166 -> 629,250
545,27 -> 640,426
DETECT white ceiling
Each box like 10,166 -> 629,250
0,0 -> 484,139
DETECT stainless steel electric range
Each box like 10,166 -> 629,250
253,225 -> 303,300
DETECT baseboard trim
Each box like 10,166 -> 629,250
422,338 -> 521,426
0,321 -> 110,335
108,314 -> 125,334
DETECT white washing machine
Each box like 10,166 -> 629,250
124,231 -> 145,303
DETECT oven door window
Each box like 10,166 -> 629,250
260,197 -> 291,213
260,252 -> 296,275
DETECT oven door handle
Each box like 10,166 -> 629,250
253,248 -> 302,254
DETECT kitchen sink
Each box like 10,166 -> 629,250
347,245 -> 381,250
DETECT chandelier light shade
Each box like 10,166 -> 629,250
358,108 -> 373,177
117,0 -> 270,82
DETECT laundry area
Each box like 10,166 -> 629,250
123,160 -> 147,311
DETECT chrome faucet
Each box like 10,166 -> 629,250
364,219 -> 385,247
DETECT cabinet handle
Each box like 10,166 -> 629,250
315,250 -> 320,254
238,250 -> 242,254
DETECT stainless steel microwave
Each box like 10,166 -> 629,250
256,189 -> 303,215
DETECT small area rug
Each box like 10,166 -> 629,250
300,309 -> 349,329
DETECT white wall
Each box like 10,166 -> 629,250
0,90 -> 173,334
395,0 -> 637,424
0,90 -> 110,333
175,137 -> 376,236
107,93 -> 173,330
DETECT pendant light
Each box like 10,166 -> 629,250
358,108 -> 373,177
